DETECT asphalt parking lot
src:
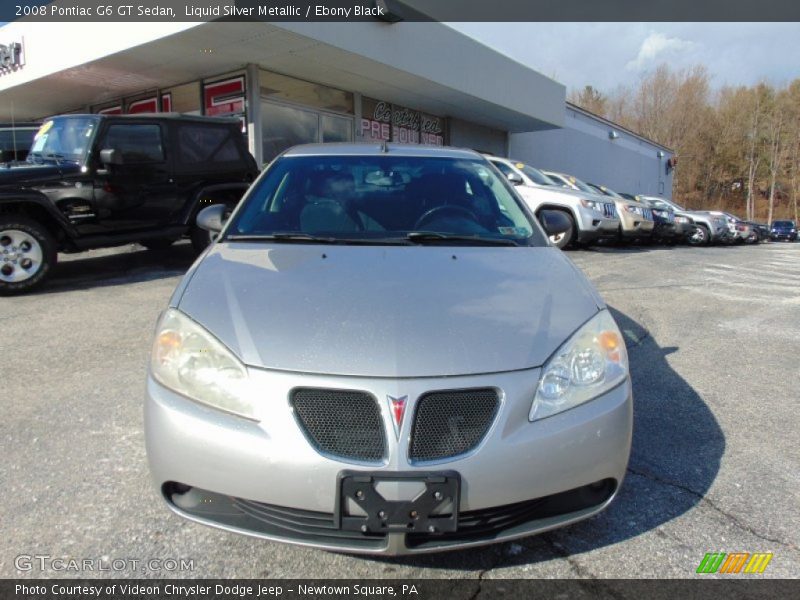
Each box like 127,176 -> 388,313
2,241 -> 799,581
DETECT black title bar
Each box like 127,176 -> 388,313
5,0 -> 800,22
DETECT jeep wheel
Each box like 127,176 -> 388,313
688,224 -> 710,246
0,216 -> 57,295
547,211 -> 575,250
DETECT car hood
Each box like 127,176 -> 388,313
176,243 -> 602,377
0,162 -> 81,187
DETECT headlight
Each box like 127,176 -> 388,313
675,216 -> 690,224
150,308 -> 254,419
530,310 -> 628,421
623,205 -> 640,214
580,198 -> 603,212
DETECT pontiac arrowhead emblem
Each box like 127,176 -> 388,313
387,395 -> 408,437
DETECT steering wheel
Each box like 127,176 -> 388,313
413,205 -> 481,230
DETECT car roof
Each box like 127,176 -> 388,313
284,143 -> 483,159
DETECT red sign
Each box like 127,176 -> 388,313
160,93 -> 172,112
203,76 -> 245,116
127,97 -> 158,114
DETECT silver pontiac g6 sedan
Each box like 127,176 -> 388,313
145,144 -> 632,555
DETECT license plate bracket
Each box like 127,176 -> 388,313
336,470 -> 460,534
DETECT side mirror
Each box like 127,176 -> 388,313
506,172 -> 524,186
196,204 -> 228,234
99,148 -> 123,166
538,209 -> 572,237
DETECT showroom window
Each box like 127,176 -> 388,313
261,101 -> 353,164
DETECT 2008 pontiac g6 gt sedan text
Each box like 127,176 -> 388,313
144,144 -> 633,555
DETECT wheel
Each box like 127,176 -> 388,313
745,232 -> 758,244
0,215 -> 57,295
546,211 -> 575,250
190,224 -> 216,253
688,224 -> 710,246
140,238 -> 176,251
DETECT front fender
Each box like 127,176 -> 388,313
0,188 -> 77,238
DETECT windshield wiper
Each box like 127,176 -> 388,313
225,233 -> 411,245
404,232 -> 519,246
227,233 -> 339,243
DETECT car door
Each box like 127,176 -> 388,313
89,121 -> 177,233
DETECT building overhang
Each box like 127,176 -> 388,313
0,20 -> 564,132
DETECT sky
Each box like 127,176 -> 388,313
449,23 -> 800,93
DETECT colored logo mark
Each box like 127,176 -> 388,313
696,552 -> 773,574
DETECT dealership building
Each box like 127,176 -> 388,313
0,19 -> 673,197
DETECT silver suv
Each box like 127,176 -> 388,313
487,157 -> 619,249
643,197 -> 729,245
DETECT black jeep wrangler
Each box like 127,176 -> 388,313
0,114 -> 259,294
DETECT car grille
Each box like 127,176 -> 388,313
602,202 -> 617,218
409,388 -> 500,462
641,207 -> 654,221
291,388 -> 386,462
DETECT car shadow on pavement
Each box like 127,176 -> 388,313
37,243 -> 198,294
362,306 -> 725,572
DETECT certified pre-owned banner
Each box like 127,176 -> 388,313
6,0 -> 800,22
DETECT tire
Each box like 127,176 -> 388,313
687,224 -> 710,246
140,238 -> 176,251
546,211 -> 575,250
0,215 -> 57,295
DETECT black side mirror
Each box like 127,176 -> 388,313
99,148 -> 123,166
196,204 -> 228,234
506,172 -> 524,186
538,210 -> 572,237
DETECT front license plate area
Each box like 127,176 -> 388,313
337,471 -> 460,534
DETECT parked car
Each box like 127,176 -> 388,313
635,196 -> 729,246
586,183 -> 655,242
636,195 -> 695,243
486,158 -> 619,249
744,221 -> 770,243
770,220 -> 797,242
618,193 -> 679,243
713,212 -> 754,244
145,143 -> 633,556
0,113 -> 259,294
0,122 -> 39,163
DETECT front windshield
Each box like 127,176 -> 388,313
589,183 -> 624,199
517,164 -> 556,186
227,155 -> 545,246
560,173 -> 598,195
28,117 -> 97,164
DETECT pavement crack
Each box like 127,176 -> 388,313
466,547 -> 505,600
626,467 -> 798,550
539,535 -> 626,599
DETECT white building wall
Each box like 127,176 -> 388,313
510,105 -> 674,199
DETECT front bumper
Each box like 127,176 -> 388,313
145,367 -> 633,555
771,232 -> 797,241
618,211 -> 655,237
574,206 -> 620,243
